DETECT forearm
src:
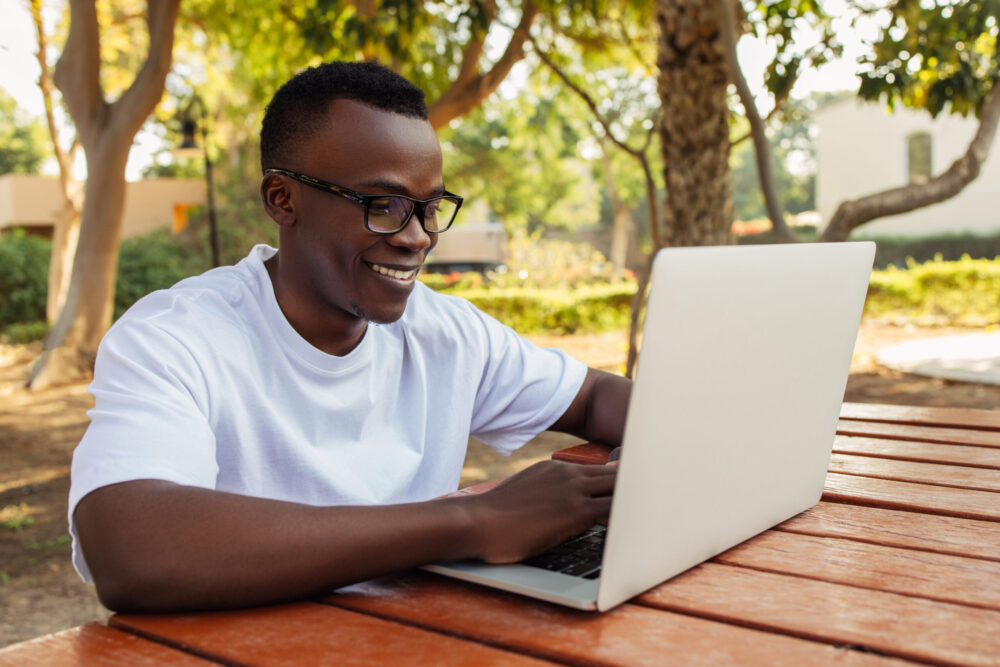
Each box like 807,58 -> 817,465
76,480 -> 479,612
76,458 -> 616,613
550,368 -> 632,446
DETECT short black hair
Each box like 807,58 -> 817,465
260,61 -> 428,170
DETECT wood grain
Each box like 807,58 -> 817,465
327,573 -> 910,666
837,419 -> 1000,448
0,624 -> 212,666
841,403 -> 1000,431
639,562 -> 1000,667
778,501 -> 1000,561
823,472 -> 1000,521
112,601 -> 552,666
833,435 -> 1000,469
828,452 -> 1000,492
715,530 -> 1000,610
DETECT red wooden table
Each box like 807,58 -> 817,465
3,403 -> 999,666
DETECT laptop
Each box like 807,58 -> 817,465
425,241 -> 876,611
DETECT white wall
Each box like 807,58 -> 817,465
815,98 -> 1000,238
0,175 -> 205,239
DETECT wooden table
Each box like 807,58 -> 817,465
3,403 -> 999,666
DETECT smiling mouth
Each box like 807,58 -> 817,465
367,261 -> 419,282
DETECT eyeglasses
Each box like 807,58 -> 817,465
265,167 -> 463,234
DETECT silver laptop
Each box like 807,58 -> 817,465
425,242 -> 876,611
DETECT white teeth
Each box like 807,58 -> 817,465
369,263 -> 416,281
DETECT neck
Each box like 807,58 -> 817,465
264,254 -> 368,356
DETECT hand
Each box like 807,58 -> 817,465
464,460 -> 616,564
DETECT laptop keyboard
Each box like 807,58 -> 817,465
522,525 -> 606,579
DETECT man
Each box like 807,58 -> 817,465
69,61 -> 631,613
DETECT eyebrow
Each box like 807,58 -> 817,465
353,179 -> 447,198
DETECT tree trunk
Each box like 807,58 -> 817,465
30,0 -> 84,321
426,2 -> 539,130
821,82 -> 1000,242
656,0 -> 733,247
28,0 -> 181,389
599,138 -> 634,276
715,0 -> 796,243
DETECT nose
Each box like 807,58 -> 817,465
386,209 -> 433,252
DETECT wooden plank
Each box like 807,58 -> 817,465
837,418 -> 1000,448
828,453 -> 1000,492
639,562 -> 1000,667
111,601 -> 551,666
824,472 -> 1000,522
327,573 -> 910,666
841,402 -> 1000,432
551,442 -> 612,465
0,623 -> 212,666
715,530 -> 1000,610
833,435 -> 1000,470
778,501 -> 1000,562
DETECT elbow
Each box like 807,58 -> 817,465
88,553 -> 184,613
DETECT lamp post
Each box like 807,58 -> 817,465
177,97 -> 221,267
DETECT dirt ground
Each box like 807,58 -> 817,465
2,321 -> 999,648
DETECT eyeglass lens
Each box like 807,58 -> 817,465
367,196 -> 458,233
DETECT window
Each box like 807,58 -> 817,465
907,132 -> 932,184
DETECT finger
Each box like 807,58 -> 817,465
581,469 -> 617,497
588,496 -> 614,523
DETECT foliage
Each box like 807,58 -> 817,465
447,283 -> 637,335
860,231 -> 1000,269
0,504 -> 36,532
866,255 -> 1000,325
442,94 -> 600,233
742,0 -> 844,105
0,89 -> 51,175
857,0 -> 999,118
0,231 -> 50,326
499,230 -> 631,288
0,321 -> 50,345
114,230 -> 211,319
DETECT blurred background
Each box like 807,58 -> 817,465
0,0 -> 998,647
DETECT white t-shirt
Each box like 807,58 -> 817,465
68,245 -> 587,582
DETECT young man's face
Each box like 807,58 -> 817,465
279,99 -> 444,328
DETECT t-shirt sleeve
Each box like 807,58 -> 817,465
68,314 -> 219,582
464,304 -> 588,455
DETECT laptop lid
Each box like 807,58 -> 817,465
595,241 -> 875,610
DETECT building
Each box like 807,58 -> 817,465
814,98 -> 1000,238
0,174 -> 205,239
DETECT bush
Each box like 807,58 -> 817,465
0,231 -> 50,326
450,283 -> 637,335
0,320 -> 49,344
861,232 -> 1000,270
866,255 -> 1000,326
114,231 -> 210,319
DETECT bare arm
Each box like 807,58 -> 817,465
549,367 -> 632,447
75,459 -> 614,613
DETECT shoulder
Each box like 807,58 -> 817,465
101,246 -> 272,358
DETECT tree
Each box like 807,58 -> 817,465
821,0 -> 1000,241
0,89 -> 51,175
29,0 -> 181,389
653,0 -> 839,247
29,0 -> 84,324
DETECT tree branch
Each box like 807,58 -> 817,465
113,0 -> 182,141
716,0 -> 796,242
452,0 -> 496,86
821,81 -> 1000,242
531,34 -> 662,250
31,0 -> 78,195
53,0 -> 104,146
427,1 -> 538,129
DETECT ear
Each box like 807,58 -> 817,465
261,173 -> 296,227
